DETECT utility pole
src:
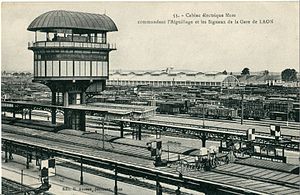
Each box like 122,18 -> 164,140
202,101 -> 205,128
80,157 -> 83,185
114,164 -> 118,195
167,143 -> 169,162
287,98 -> 289,127
102,117 -> 105,149
241,89 -> 244,125
21,170 -> 24,192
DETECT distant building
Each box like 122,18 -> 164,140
237,73 -> 300,87
238,74 -> 282,86
107,70 -> 239,87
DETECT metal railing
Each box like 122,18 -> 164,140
28,41 -> 116,50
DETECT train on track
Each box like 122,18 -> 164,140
157,97 -> 299,122
189,105 -> 237,120
14,86 -> 299,122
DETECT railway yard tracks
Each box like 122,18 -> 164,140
2,124 -> 300,194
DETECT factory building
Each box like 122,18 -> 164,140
107,70 -> 239,87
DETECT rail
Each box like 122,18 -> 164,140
144,119 -> 300,140
28,41 -> 116,50
157,114 -> 300,130
1,137 -> 273,195
117,119 -> 300,151
1,177 -> 52,195
146,119 -> 246,133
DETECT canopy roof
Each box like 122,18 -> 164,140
27,10 -> 118,33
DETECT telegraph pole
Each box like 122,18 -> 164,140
202,101 -> 205,128
102,117 -> 105,149
21,170 -> 24,192
241,89 -> 244,125
287,98 -> 289,127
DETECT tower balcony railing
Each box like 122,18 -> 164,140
28,41 -> 116,50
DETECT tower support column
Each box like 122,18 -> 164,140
4,142 -> 8,163
29,109 -> 32,120
81,92 -> 86,104
138,124 -> 142,140
51,92 -> 57,124
64,92 -> 69,107
79,111 -> 86,131
201,135 -> 207,147
120,121 -> 124,138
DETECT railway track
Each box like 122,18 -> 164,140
18,111 -> 299,137
57,160 -> 192,195
2,125 -> 300,195
1,177 -> 52,195
25,111 -> 300,130
150,115 -> 300,139
158,114 -> 300,130
4,114 -> 300,152
2,127 -> 152,161
2,164 -> 125,195
2,125 -> 181,162
212,167 -> 299,189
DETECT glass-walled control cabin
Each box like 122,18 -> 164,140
29,30 -> 114,79
28,10 -> 117,82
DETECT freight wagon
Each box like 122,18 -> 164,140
241,99 -> 266,120
159,100 -> 190,115
189,105 -> 237,120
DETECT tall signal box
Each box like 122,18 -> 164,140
28,10 -> 117,130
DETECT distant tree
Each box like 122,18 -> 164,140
222,70 -> 227,75
281,68 -> 297,82
230,72 -> 233,75
241,68 -> 250,75
263,70 -> 269,76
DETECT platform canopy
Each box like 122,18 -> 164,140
27,10 -> 118,33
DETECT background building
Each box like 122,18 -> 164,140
107,70 -> 239,87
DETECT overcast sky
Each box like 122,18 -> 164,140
1,2 -> 299,73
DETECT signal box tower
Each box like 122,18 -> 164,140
28,10 -> 117,130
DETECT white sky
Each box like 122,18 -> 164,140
1,1 -> 299,73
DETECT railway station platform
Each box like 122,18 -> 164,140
2,154 -> 158,195
2,116 -> 64,132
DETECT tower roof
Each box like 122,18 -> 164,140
27,10 -> 118,33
